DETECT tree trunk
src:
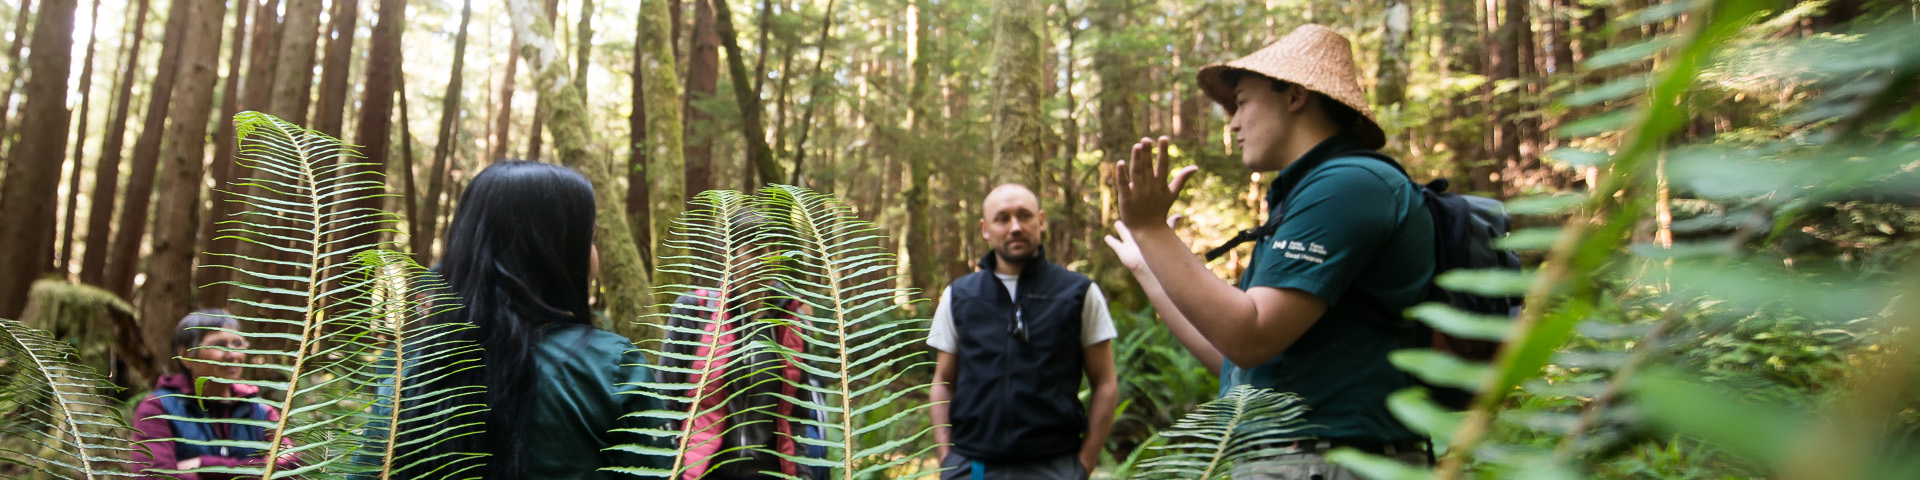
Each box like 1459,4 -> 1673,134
525,0 -> 559,161
1092,2 -> 1137,225
0,0 -> 76,318
312,0 -> 360,139
575,0 -> 592,90
397,74 -> 421,253
348,0 -> 405,253
138,0 -> 225,372
77,0 -> 149,287
1489,0 -> 1525,198
1058,2 -> 1081,262
640,0 -> 689,285
105,0 -> 193,298
507,0 -> 657,338
1550,0 -> 1577,76
683,0 -> 719,201
787,0 -> 837,185
1453,0 -> 1491,193
628,7 -> 653,274
0,0 -> 35,149
267,0 -> 320,125
489,28 -> 519,163
987,0 -> 1045,189
242,0 -> 280,112
903,0 -> 933,308
192,0 -> 254,308
1378,0 -> 1412,108
58,0 -> 103,272
417,0 -> 472,266
709,0 -> 783,188
224,0 -> 284,322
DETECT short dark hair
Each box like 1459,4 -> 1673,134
171,309 -> 239,373
1221,70 -> 1364,133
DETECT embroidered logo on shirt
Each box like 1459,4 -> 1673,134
1272,239 -> 1328,264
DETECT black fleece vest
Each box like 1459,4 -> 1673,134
949,250 -> 1092,462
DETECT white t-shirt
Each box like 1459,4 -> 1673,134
925,272 -> 1118,353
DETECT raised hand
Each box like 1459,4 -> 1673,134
1114,136 -> 1199,233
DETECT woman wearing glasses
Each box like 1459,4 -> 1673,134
131,309 -> 299,479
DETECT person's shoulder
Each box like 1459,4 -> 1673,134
1305,155 -> 1408,193
539,324 -> 639,363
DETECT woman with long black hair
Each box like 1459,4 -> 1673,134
396,161 -> 664,479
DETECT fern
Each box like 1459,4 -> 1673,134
616,186 -> 934,479
761,185 -> 935,477
150,111 -> 481,480
1128,385 -> 1310,480
616,189 -> 793,478
0,318 -> 143,478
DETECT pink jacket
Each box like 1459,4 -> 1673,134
129,374 -> 301,480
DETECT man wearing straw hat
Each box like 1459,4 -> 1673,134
1104,24 -> 1436,477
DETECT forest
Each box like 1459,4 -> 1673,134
0,0 -> 1917,478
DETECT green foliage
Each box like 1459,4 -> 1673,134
1126,385 -> 1310,479
0,318 -> 142,478
1106,305 -> 1217,457
622,185 -> 933,479
164,112 -> 479,480
1312,1 -> 1920,478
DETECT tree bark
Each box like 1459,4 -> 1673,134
224,0 -> 283,322
417,0 -> 473,266
684,0 -> 719,200
0,0 -> 75,318
0,0 -> 35,149
525,0 -> 559,162
397,73 -> 421,252
639,0 -> 689,291
786,0 -> 837,185
904,0 -> 933,307
242,0 -> 280,112
138,0 -> 225,372
1489,0 -> 1525,197
105,0 -> 193,298
77,0 -> 149,287
987,0 -> 1045,190
1550,0 -> 1577,76
1092,1 -> 1137,225
750,0 -> 773,97
192,0 -> 254,308
346,0 -> 405,256
709,0 -> 783,188
1378,0 -> 1412,108
575,0 -> 592,90
312,0 -> 360,139
58,0 -> 104,272
507,0 -> 657,338
628,5 -> 653,273
489,28 -> 519,163
268,0 -> 321,125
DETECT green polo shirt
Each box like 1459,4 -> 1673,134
1225,132 -> 1433,443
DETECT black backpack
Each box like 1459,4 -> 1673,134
1206,150 -> 1521,410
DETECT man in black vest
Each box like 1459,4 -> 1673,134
928,184 -> 1119,480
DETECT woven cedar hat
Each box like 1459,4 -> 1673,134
1197,24 -> 1385,150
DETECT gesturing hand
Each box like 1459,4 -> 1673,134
1115,136 -> 1199,234
1103,216 -> 1181,273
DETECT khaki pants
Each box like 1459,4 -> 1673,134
1232,447 -> 1431,480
